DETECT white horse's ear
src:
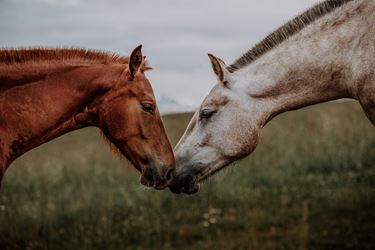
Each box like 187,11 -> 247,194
208,53 -> 229,85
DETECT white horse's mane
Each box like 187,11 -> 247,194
227,0 -> 353,72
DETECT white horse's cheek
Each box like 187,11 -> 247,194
210,110 -> 259,158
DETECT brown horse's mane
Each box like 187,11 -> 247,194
0,47 -> 151,90
0,47 -> 131,65
227,0 -> 353,72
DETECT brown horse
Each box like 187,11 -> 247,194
0,45 -> 175,190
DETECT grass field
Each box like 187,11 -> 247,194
0,100 -> 374,250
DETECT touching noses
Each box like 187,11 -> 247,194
140,166 -> 175,190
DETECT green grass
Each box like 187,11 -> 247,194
0,100 -> 374,250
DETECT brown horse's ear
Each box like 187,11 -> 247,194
129,44 -> 143,79
208,53 -> 229,85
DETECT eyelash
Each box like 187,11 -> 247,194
141,103 -> 154,114
200,109 -> 216,120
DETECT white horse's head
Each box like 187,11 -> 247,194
169,54 -> 263,194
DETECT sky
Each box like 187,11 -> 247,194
0,0 -> 318,108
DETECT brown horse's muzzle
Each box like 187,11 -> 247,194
140,166 -> 175,190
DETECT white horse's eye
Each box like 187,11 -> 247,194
200,109 -> 216,120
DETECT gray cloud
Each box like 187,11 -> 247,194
0,0 -> 317,105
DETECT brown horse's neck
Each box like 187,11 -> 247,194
0,62 -> 121,168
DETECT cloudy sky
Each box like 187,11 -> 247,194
0,0 -> 318,108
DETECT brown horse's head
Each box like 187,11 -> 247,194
93,45 -> 175,190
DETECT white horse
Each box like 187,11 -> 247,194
169,0 -> 375,194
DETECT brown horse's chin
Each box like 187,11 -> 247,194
112,143 -> 170,190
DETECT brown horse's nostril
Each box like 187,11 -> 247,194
144,167 -> 153,180
165,168 -> 174,183
140,167 -> 155,187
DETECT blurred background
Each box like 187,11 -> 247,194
1,0 -> 374,249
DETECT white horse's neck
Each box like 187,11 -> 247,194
232,0 -> 368,127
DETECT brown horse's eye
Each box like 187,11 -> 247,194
141,103 -> 154,114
